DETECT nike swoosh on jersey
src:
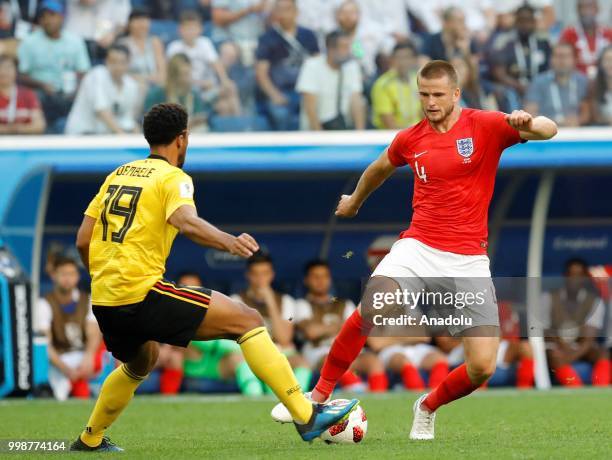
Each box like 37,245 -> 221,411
414,151 -> 428,158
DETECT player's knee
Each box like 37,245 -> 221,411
238,303 -> 264,333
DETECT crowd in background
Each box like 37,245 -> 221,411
1,0 -> 612,134
37,249 -> 611,400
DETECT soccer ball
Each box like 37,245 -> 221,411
320,400 -> 367,444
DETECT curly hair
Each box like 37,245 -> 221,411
142,103 -> 188,146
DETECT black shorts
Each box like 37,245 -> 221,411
93,280 -> 211,362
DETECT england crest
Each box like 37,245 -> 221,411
456,138 -> 474,157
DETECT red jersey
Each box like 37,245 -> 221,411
0,85 -> 41,125
387,108 -> 524,255
559,26 -> 612,75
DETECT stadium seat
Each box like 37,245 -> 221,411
150,20 -> 180,46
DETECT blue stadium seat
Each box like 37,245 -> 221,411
209,115 -> 270,133
150,20 -> 179,46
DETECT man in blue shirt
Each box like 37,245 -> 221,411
255,0 -> 318,130
18,0 -> 90,132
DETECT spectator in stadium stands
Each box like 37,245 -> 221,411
295,0 -> 338,42
0,0 -> 19,57
220,40 -> 256,113
492,1 -> 556,33
334,0 -> 385,80
117,8 -> 166,87
371,41 -> 421,129
144,54 -> 207,131
231,253 -> 313,392
255,0 -> 318,131
591,45 -> 612,125
422,7 -> 479,62
543,258 -> 610,387
294,259 -> 388,393
35,256 -> 101,401
211,0 -> 272,66
179,272 -> 263,395
65,44 -> 139,134
369,336 -> 450,390
489,5 -> 551,103
296,30 -> 365,130
64,0 -> 131,62
450,52 -> 498,110
168,10 -> 241,117
0,54 -> 45,133
17,0 -> 91,133
559,0 -> 612,79
407,0 -> 496,39
524,42 -> 590,127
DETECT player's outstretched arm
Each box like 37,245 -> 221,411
505,110 -> 558,141
168,204 -> 259,258
336,149 -> 397,218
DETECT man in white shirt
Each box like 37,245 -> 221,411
296,30 -> 365,130
65,43 -> 139,134
167,10 -> 240,115
64,0 -> 131,50
36,256 -> 101,401
231,253 -> 312,391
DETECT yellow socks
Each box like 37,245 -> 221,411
80,364 -> 146,447
238,327 -> 313,424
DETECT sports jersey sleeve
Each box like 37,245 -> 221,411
84,176 -> 110,219
162,170 -> 196,220
387,130 -> 410,167
475,110 -> 524,151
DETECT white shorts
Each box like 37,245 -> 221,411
48,350 -> 84,401
372,238 -> 491,278
378,343 -> 436,368
370,238 -> 499,335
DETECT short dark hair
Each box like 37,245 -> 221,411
418,60 -> 459,87
53,255 -> 78,270
564,257 -> 589,274
303,259 -> 330,276
106,43 -> 130,59
393,41 -> 417,56
246,252 -> 273,269
177,270 -> 202,285
143,103 -> 188,147
325,30 -> 350,50
515,5 -> 536,17
179,10 -> 202,23
128,7 -> 150,22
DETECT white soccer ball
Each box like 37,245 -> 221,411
320,400 -> 367,444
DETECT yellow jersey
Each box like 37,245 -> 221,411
371,70 -> 422,129
84,155 -> 195,306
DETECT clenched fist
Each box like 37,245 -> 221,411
505,110 -> 533,130
228,233 -> 259,258
335,194 -> 360,218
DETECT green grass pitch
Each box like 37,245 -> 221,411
1,388 -> 610,459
